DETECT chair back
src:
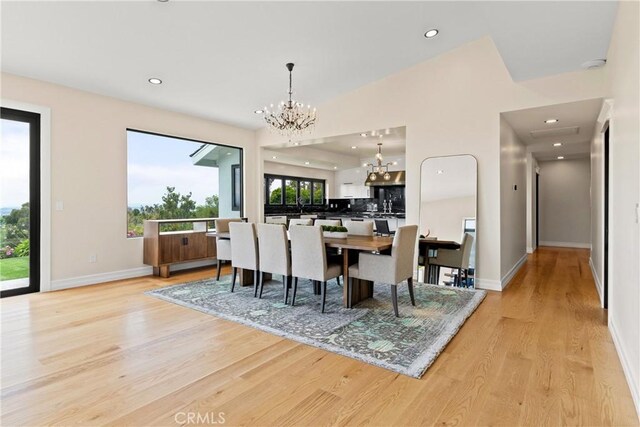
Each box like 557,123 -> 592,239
300,214 -> 317,219
459,232 -> 474,269
374,219 -> 391,235
391,225 -> 419,281
257,224 -> 290,276
290,225 -> 327,282
289,218 -> 313,227
215,218 -> 243,233
315,219 -> 341,227
344,220 -> 374,236
266,216 -> 287,225
229,222 -> 259,270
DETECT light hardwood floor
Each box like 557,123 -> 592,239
1,247 -> 638,426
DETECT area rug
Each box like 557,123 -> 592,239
146,276 -> 486,378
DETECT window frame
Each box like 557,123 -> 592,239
264,174 -> 326,206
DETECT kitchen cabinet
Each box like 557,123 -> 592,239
339,184 -> 371,199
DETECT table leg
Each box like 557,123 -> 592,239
342,248 -> 350,308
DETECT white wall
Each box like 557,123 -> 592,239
526,153 -> 539,253
1,72 -> 258,286
217,148 -> 242,218
256,36 -> 606,289
603,1 -> 640,416
499,117 -> 527,283
538,158 -> 591,247
263,161 -> 336,198
420,196 -> 475,242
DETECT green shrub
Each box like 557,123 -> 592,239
321,225 -> 348,233
14,239 -> 29,257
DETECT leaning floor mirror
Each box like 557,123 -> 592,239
419,155 -> 477,288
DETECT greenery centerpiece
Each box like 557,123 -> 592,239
321,225 -> 348,239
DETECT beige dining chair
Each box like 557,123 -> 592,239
428,233 -> 474,286
343,220 -> 374,236
314,219 -> 341,227
214,218 -> 243,281
229,222 -> 260,296
290,225 -> 343,313
348,225 -> 419,316
266,216 -> 287,225
288,218 -> 313,227
257,223 -> 291,302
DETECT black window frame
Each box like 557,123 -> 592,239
264,174 -> 326,206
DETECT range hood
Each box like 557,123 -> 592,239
365,171 -> 406,186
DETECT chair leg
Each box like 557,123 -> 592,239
407,277 -> 415,306
336,276 -> 341,287
258,272 -> 265,299
391,284 -> 399,317
284,275 -> 291,304
291,277 -> 298,306
216,260 -> 222,281
321,281 -> 327,313
348,278 -> 353,308
231,267 -> 237,292
253,270 -> 260,297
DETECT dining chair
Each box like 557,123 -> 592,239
428,233 -> 474,286
288,218 -> 313,227
229,222 -> 260,295
214,218 -> 243,281
343,220 -> 374,236
314,219 -> 341,227
256,224 -> 292,302
266,216 -> 287,225
290,225 -> 343,313
374,219 -> 395,236
348,225 -> 419,316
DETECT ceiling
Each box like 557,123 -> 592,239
1,2 -> 617,130
265,127 -> 406,171
502,98 -> 603,162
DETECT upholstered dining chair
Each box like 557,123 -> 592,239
314,219 -> 341,227
428,233 -> 474,286
265,216 -> 287,225
348,225 -> 419,316
214,218 -> 243,281
229,222 -> 260,295
257,223 -> 291,302
343,220 -> 374,236
374,219 -> 395,236
290,225 -> 343,313
288,218 -> 313,227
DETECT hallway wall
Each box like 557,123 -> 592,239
538,158 -> 591,247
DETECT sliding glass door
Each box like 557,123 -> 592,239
1,107 -> 40,297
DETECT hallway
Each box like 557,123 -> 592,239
1,247 -> 637,426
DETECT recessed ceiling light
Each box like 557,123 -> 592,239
254,109 -> 264,114
272,156 -> 277,159
363,163 -> 368,167
424,29 -> 439,38
293,142 -> 300,146
393,161 -> 398,165
545,119 -> 559,124
557,156 -> 565,160
148,78 -> 162,85
304,161 -> 310,165
351,146 -> 357,149
437,170 -> 444,174
157,0 -> 169,2
360,133 -> 367,137
553,142 -> 562,147
333,166 -> 338,169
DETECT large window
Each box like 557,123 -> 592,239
127,130 -> 243,237
265,174 -> 325,206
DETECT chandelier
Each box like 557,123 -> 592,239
260,63 -> 317,138
366,143 -> 393,181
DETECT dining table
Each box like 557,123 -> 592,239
419,238 -> 461,284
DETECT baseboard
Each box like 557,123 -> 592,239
609,319 -> 640,420
589,257 -> 603,307
475,278 -> 502,291
50,259 -> 217,291
539,241 -> 591,249
500,253 -> 527,290
526,246 -> 535,254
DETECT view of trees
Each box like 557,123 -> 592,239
268,179 -> 324,205
127,186 -> 219,237
0,203 -> 30,259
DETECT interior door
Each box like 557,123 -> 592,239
1,107 -> 41,297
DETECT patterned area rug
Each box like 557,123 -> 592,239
146,276 -> 486,378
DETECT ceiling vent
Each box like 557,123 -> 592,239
530,126 -> 579,139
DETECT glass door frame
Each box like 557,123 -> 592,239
1,107 -> 41,297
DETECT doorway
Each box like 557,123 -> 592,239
603,124 -> 609,309
1,107 -> 41,297
536,172 -> 540,248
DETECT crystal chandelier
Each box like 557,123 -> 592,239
260,63 -> 317,138
366,143 -> 393,181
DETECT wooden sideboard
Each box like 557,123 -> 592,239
143,218 -> 218,278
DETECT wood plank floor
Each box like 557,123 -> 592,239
1,247 -> 638,426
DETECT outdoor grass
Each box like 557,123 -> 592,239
0,256 -> 29,281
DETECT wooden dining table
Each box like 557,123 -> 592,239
209,231 -> 393,308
